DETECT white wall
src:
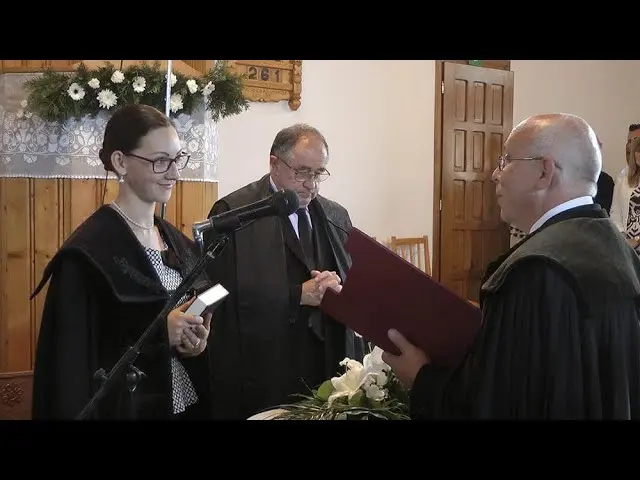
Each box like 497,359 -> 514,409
511,60 -> 640,177
217,60 -> 435,247
216,60 -> 640,255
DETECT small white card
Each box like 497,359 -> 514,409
185,283 -> 229,316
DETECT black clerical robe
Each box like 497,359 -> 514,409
203,174 -> 365,419
410,204 -> 640,419
31,206 -> 213,420
594,171 -> 614,214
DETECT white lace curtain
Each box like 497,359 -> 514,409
0,72 -> 219,181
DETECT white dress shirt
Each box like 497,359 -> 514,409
270,177 -> 311,239
529,196 -> 594,234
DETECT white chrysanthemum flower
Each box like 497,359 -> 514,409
16,109 -> 24,118
186,79 -> 198,94
67,82 -> 85,101
202,81 -> 215,97
88,78 -> 100,89
20,100 -> 28,108
132,76 -> 146,93
169,93 -> 183,113
169,73 -> 177,87
111,70 -> 124,83
97,89 -> 117,109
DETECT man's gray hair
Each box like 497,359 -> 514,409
270,123 -> 329,161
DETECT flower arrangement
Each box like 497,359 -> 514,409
274,346 -> 410,420
22,60 -> 250,124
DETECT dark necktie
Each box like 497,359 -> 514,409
297,208 -> 315,267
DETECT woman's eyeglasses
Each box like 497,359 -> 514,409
125,152 -> 191,173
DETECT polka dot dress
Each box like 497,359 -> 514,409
510,225 -> 527,247
145,246 -> 199,415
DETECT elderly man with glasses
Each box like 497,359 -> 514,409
383,113 -> 640,420
202,123 -> 364,419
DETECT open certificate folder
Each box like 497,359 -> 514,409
320,228 -> 482,367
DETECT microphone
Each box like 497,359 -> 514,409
192,188 -> 300,249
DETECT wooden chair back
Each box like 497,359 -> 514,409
389,235 -> 431,275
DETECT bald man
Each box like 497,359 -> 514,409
383,113 -> 640,419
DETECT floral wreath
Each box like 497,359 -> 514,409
22,60 -> 250,125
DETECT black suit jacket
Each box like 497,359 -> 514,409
594,171 -> 614,214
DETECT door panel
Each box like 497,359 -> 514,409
439,62 -> 513,302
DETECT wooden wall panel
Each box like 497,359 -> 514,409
182,60 -> 215,74
32,180 -> 60,349
0,179 -> 32,371
0,60 -> 211,75
0,60 -> 79,72
0,178 -> 218,374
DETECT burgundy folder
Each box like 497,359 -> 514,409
321,228 -> 482,367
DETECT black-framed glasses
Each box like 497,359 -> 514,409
277,157 -> 330,183
497,154 -> 545,171
125,152 -> 191,173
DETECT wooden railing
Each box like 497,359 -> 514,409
0,60 -> 214,76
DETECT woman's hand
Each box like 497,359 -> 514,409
176,312 -> 212,358
166,298 -> 204,348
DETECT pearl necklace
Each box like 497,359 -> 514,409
111,202 -> 155,230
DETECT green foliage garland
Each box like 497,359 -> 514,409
22,60 -> 250,124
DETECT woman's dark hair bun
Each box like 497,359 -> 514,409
99,104 -> 172,175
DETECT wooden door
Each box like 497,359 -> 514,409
437,62 -> 513,302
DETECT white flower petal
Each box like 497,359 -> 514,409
111,70 -> 124,84
67,83 -> 85,101
186,79 -> 198,94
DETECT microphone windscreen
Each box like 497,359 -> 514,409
273,189 -> 300,217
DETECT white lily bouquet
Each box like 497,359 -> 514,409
274,346 -> 410,420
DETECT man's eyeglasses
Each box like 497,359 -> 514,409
278,157 -> 330,183
497,154 -> 545,171
125,152 -> 191,174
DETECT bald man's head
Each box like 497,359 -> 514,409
493,113 -> 602,232
505,113 -> 602,196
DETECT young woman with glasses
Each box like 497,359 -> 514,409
31,104 -> 215,420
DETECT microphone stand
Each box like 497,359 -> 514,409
75,232 -> 231,420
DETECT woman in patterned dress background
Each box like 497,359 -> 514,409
610,135 -> 640,252
31,104 -> 215,420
